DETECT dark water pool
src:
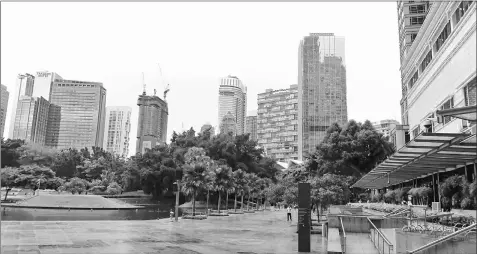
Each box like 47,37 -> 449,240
1,198 -> 187,221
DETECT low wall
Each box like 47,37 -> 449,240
381,228 -> 476,254
328,215 -> 408,233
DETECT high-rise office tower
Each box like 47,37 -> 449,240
257,85 -> 299,162
200,123 -> 215,138
245,115 -> 258,141
12,96 -> 50,144
46,79 -> 107,150
103,106 -> 132,158
33,71 -> 63,100
8,73 -> 35,138
298,33 -> 347,160
136,93 -> 168,155
218,75 -> 247,136
219,112 -> 237,136
0,84 -> 9,138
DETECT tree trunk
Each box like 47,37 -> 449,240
192,190 -> 196,216
234,193 -> 237,212
247,194 -> 250,210
218,192 -> 221,213
206,189 -> 209,215
241,195 -> 244,211
226,190 -> 229,211
4,188 -> 10,201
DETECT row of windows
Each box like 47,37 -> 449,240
406,1 -> 472,92
412,77 -> 476,137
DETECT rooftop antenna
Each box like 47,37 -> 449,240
142,72 -> 146,95
164,84 -> 170,100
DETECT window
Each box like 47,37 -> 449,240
410,33 -> 418,43
409,4 -> 426,14
463,77 -> 476,106
453,1 -> 472,25
420,50 -> 433,73
440,97 -> 454,124
410,16 -> 424,26
434,22 -> 452,53
408,71 -> 419,89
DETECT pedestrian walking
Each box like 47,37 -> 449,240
170,209 -> 174,221
287,206 -> 292,221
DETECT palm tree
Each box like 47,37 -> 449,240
181,164 -> 212,216
232,169 -> 247,212
212,163 -> 233,213
245,173 -> 259,211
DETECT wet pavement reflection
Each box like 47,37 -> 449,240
1,209 -> 326,254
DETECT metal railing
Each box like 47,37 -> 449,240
368,217 -> 394,254
407,223 -> 476,254
340,217 -> 347,253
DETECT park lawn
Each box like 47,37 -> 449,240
13,194 -> 140,208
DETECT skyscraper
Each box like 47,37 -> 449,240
245,115 -> 258,141
46,79 -> 107,150
0,84 -> 9,138
136,93 -> 168,155
219,112 -> 236,136
12,96 -> 50,144
257,85 -> 299,162
103,106 -> 132,158
298,33 -> 347,160
372,119 -> 400,137
8,73 -> 35,138
218,75 -> 247,136
33,71 -> 63,100
200,123 -> 215,138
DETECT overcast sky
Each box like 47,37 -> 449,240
1,2 -> 402,156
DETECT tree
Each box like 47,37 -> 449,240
61,177 -> 89,194
1,167 -> 19,200
232,169 -> 247,211
311,120 -> 395,177
181,164 -> 214,216
1,139 -> 25,168
309,174 -> 352,219
212,161 -> 233,212
51,148 -> 84,178
245,173 -> 260,210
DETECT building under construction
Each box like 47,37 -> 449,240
136,75 -> 169,155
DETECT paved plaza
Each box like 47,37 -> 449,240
1,209 -> 326,254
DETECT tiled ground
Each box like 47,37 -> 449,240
1,209 -> 327,254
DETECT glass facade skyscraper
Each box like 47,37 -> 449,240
298,33 -> 348,160
103,106 -> 132,158
46,79 -> 107,150
218,75 -> 247,136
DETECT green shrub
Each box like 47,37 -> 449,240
394,187 -> 411,203
460,197 -> 474,209
470,180 -> 477,199
371,192 -> 382,202
384,190 -> 396,204
106,182 -> 122,195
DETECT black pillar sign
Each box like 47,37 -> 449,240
298,182 -> 311,252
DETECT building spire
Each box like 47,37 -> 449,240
142,72 -> 146,95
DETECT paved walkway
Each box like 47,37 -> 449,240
345,233 -> 379,254
1,209 -> 326,254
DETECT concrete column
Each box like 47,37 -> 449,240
437,173 -> 441,202
432,174 -> 436,202
465,165 -> 468,180
474,163 -> 476,181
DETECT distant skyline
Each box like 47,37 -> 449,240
1,2 -> 402,156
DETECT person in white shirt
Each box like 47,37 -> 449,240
287,206 -> 292,221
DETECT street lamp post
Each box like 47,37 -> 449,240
174,180 -> 180,222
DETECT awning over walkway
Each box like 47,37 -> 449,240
436,105 -> 477,122
351,132 -> 477,189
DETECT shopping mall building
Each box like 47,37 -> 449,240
352,2 -> 476,203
